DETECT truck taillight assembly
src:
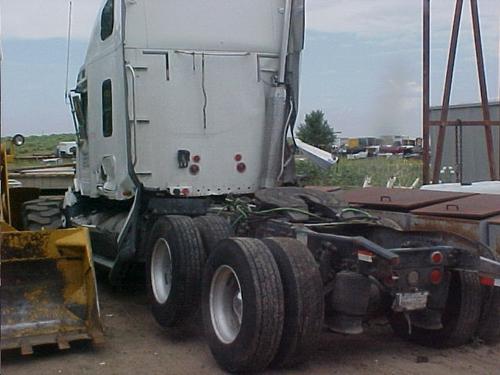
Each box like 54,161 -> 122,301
430,251 -> 443,264
190,164 -> 200,175
237,162 -> 246,173
430,269 -> 442,284
480,276 -> 500,287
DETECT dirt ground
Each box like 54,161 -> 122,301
2,278 -> 499,375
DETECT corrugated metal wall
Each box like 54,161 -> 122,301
430,102 -> 500,183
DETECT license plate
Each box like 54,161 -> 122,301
393,292 -> 429,312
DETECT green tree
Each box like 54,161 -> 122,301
296,110 -> 336,151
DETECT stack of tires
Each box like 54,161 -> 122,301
21,197 -> 64,230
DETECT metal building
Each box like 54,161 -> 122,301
430,102 -> 500,183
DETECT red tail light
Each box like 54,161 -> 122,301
189,164 -> 200,175
430,251 -> 443,264
237,162 -> 246,173
480,276 -> 494,286
430,269 -> 442,284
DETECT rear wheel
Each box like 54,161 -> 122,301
262,237 -> 324,368
21,197 -> 64,230
473,246 -> 500,344
477,287 -> 500,344
146,215 -> 206,327
193,215 -> 233,254
390,270 -> 482,347
202,238 -> 284,373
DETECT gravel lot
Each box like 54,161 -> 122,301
3,278 -> 499,375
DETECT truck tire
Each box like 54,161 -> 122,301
473,246 -> 500,345
390,270 -> 481,348
478,287 -> 500,345
21,197 -> 64,230
477,287 -> 500,344
193,215 -> 233,254
262,237 -> 324,368
146,215 -> 206,328
202,238 -> 284,373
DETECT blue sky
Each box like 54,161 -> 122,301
1,0 -> 499,137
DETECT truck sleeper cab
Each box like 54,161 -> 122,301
70,0 -> 303,201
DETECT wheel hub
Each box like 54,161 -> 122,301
233,291 -> 242,324
151,238 -> 173,304
210,265 -> 243,344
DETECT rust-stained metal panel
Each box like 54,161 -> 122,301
411,194 -> 500,219
487,217 -> 500,257
487,215 -> 500,225
365,208 -> 499,256
343,187 -> 473,211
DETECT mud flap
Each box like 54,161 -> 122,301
1,228 -> 104,353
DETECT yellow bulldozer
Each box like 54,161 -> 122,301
1,140 -> 103,355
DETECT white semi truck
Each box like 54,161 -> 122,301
20,1 -> 500,372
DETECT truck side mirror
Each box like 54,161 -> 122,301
12,134 -> 25,147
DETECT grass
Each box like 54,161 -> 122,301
2,133 -> 76,170
2,133 -> 76,156
296,157 -> 422,189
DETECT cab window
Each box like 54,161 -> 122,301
102,79 -> 113,137
101,0 -> 114,41
73,91 -> 88,140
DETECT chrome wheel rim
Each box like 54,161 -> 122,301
151,238 -> 173,304
210,265 -> 243,344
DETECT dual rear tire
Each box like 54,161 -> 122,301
202,238 -> 284,372
145,220 -> 324,372
202,237 -> 324,372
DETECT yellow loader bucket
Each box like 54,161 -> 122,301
1,227 -> 104,354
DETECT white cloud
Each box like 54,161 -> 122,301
1,0 -> 498,47
1,0 -> 102,40
307,0 -> 498,33
307,0 -> 420,37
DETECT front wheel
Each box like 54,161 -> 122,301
146,215 -> 206,327
202,238 -> 284,373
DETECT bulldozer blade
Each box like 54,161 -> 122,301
1,228 -> 104,353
